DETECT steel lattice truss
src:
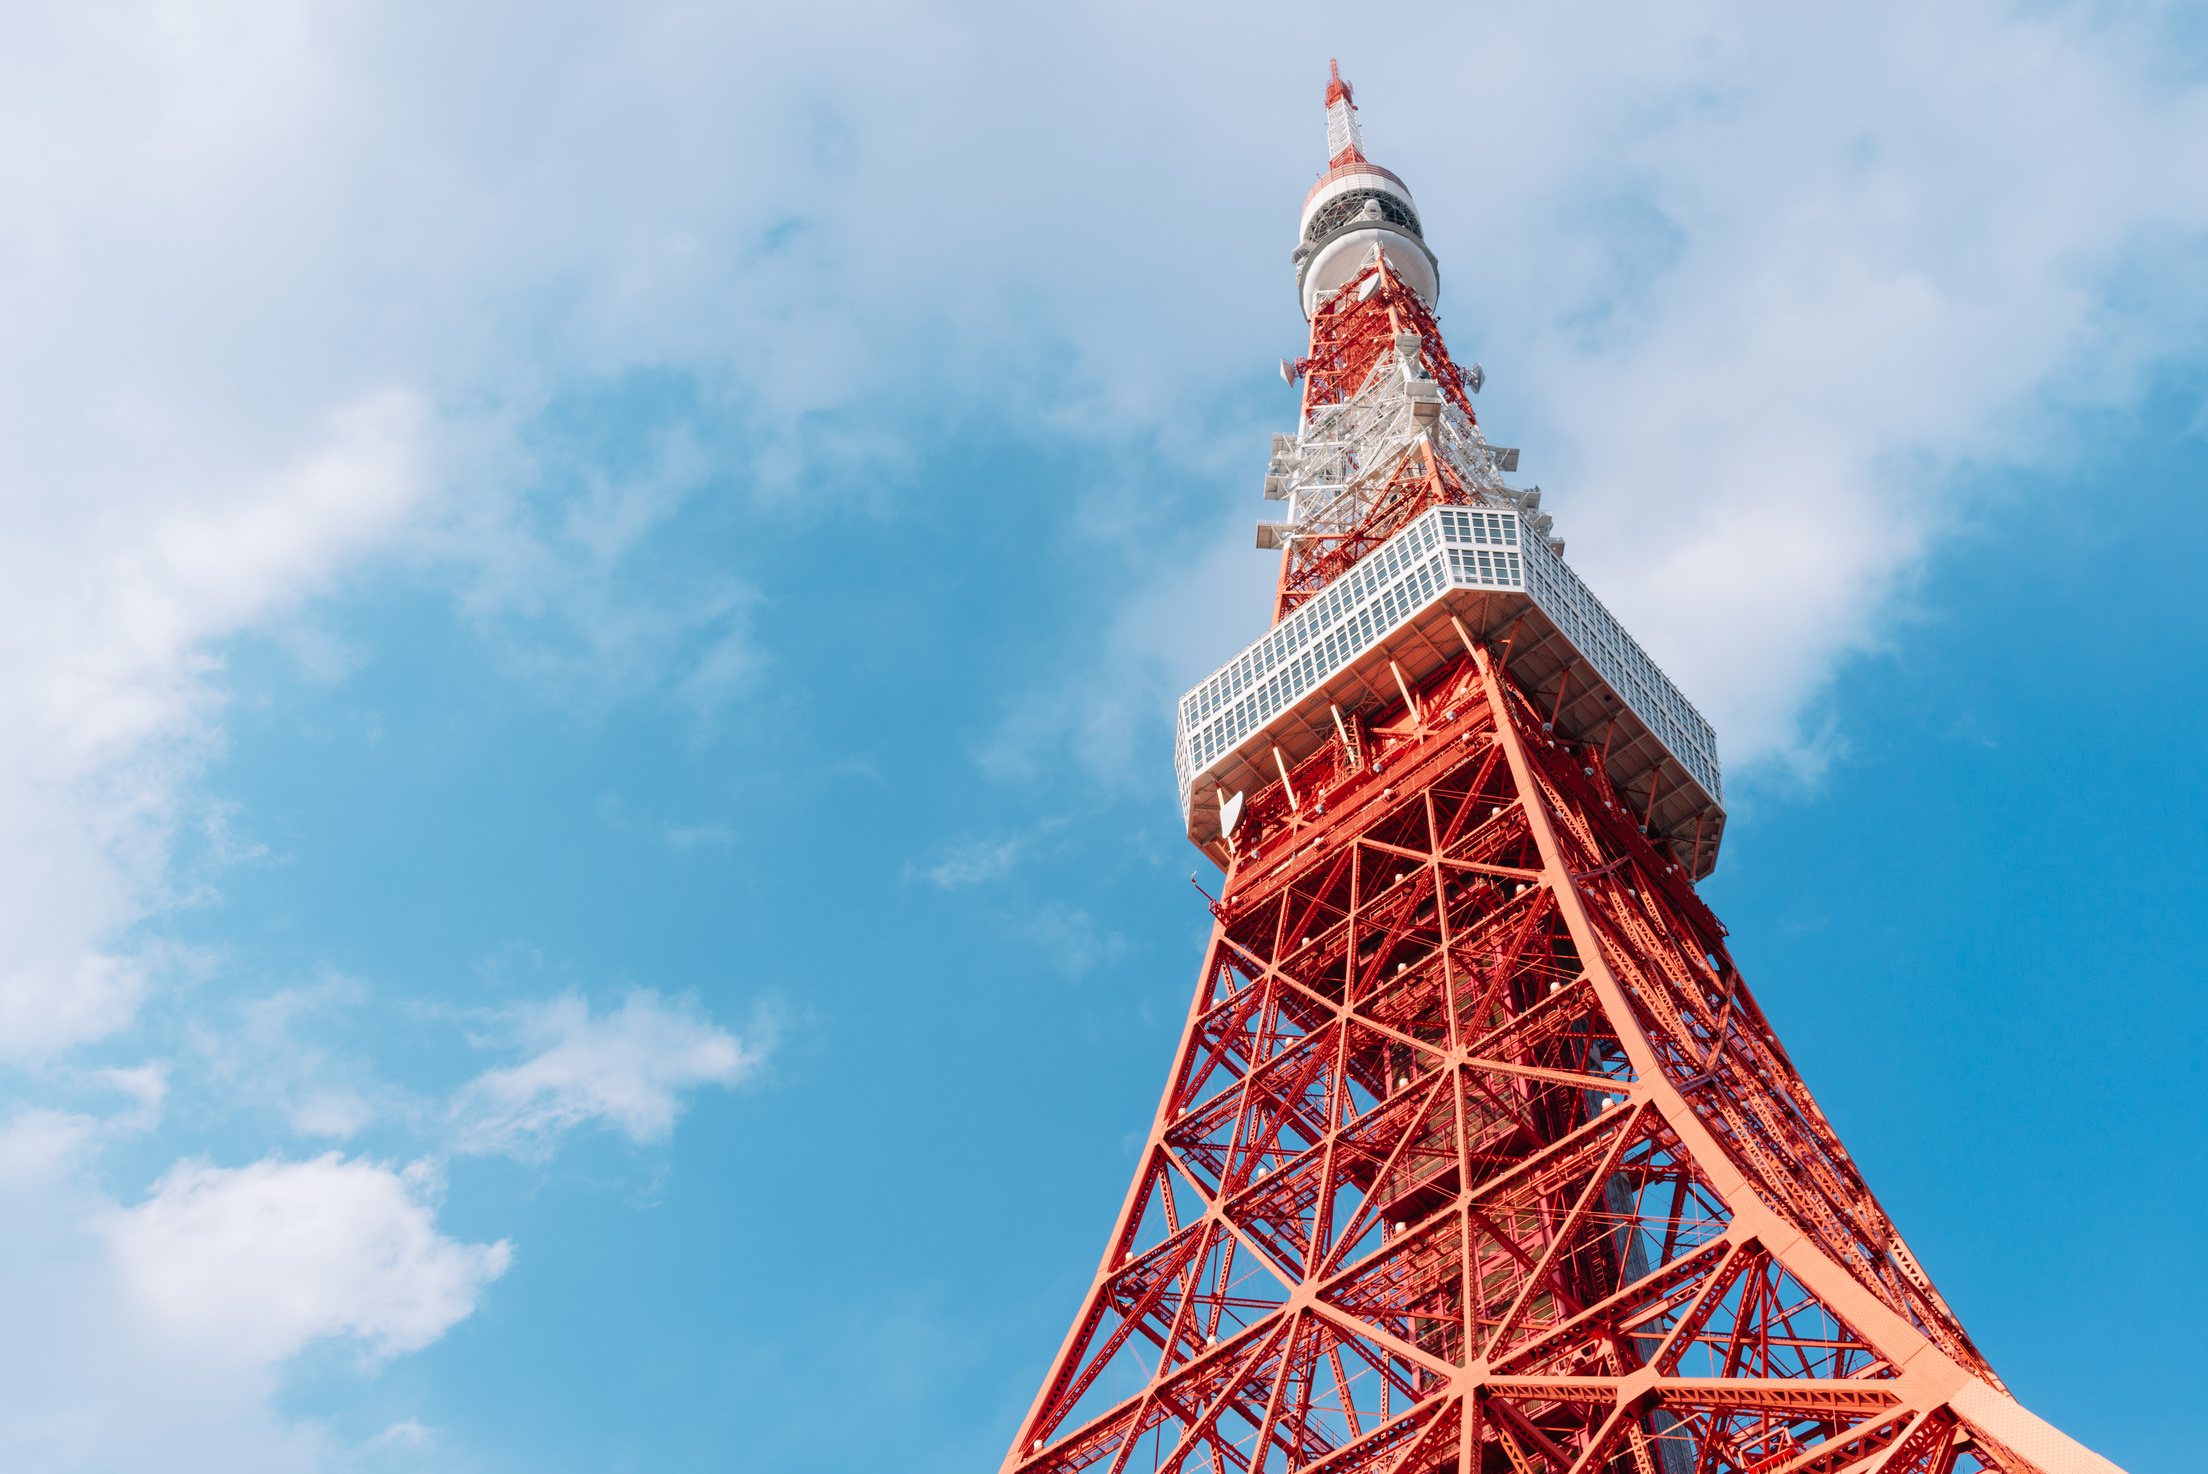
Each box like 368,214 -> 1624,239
1002,648 -> 2123,1474
1272,253 -> 1530,624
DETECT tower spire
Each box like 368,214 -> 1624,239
1294,61 -> 1439,318
1325,58 -> 1365,165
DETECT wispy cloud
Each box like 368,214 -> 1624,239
1014,901 -> 1128,981
189,978 -> 402,1143
665,823 -> 736,850
910,836 -> 1027,890
92,1065 -> 168,1133
0,392 -> 427,1063
450,991 -> 763,1159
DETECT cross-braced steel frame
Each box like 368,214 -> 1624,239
1002,644 -> 2124,1474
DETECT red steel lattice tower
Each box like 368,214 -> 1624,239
1001,65 -> 2127,1474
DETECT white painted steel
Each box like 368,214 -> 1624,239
1325,99 -> 1364,166
1517,528 -> 1722,800
1301,227 -> 1438,313
1177,502 -> 1721,842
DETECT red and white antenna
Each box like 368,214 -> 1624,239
1323,58 -> 1364,165
1296,63 -> 1437,316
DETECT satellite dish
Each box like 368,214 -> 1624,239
1468,362 -> 1484,394
1220,790 -> 1246,837
1279,358 -> 1295,385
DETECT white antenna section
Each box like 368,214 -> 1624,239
1323,59 -> 1364,162
1325,97 -> 1363,161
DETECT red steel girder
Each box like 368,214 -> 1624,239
1003,638 -> 2127,1474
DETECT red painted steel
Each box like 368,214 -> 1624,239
1001,67 -> 2126,1474
1273,261 -> 1478,626
1001,646 -> 2124,1474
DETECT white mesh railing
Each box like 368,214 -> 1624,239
1517,533 -> 1722,802
1173,507 -> 1721,817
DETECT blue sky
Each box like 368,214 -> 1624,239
0,4 -> 2201,1470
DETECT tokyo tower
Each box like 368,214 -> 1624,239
1000,65 -> 2129,1474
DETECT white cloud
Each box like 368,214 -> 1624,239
365,1419 -> 436,1452
182,979 -> 756,1158
1015,901 -> 1128,981
289,1089 -> 380,1141
190,980 -> 402,1142
978,514 -> 1275,794
0,1117 -> 496,1471
1434,6 -> 2208,770
0,1110 -> 104,1183
913,835 -> 1027,889
0,387 -> 426,1061
452,991 -> 759,1157
95,1063 -> 169,1131
106,1153 -> 510,1363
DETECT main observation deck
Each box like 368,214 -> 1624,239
1175,504 -> 1725,877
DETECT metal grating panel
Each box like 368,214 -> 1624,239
1174,506 -> 1721,821
1518,533 -> 1722,803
